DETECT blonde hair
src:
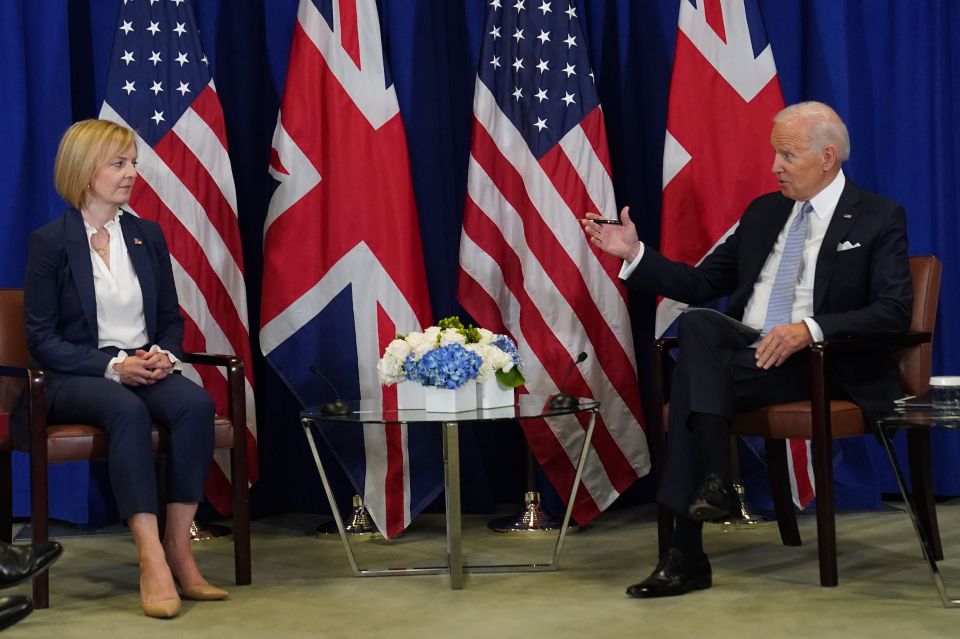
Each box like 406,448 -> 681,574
53,119 -> 137,209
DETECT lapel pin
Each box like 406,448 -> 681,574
133,237 -> 143,245
842,212 -> 853,219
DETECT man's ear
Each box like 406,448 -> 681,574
822,144 -> 838,172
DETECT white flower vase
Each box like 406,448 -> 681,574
424,381 -> 478,413
396,380 -> 426,410
477,377 -> 514,409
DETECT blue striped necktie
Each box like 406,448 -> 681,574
762,200 -> 813,334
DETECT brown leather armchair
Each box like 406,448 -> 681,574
651,255 -> 943,587
0,288 -> 251,608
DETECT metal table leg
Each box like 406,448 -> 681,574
303,419 -> 447,578
878,426 -> 960,607
443,421 -> 463,589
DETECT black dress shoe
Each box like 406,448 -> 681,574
688,473 -> 736,521
0,541 -> 64,589
0,595 -> 32,631
626,549 -> 712,598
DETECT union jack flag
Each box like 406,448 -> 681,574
658,0 -> 813,507
260,0 -> 438,538
458,0 -> 649,524
100,0 -> 258,513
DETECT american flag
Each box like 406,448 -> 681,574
99,0 -> 258,513
260,0 -> 439,539
658,0 -> 813,507
458,0 -> 649,524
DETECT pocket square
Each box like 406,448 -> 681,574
837,241 -> 861,252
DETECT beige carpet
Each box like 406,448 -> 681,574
5,500 -> 958,638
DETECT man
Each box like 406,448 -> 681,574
0,540 -> 63,630
582,102 -> 912,597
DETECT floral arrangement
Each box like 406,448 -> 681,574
377,316 -> 525,390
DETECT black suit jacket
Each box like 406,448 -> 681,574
625,179 -> 913,419
22,208 -> 184,403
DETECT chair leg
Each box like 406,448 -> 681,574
29,452 -> 50,608
907,428 -> 943,560
811,435 -> 837,587
0,452 -> 11,544
231,442 -> 251,586
765,439 -> 801,546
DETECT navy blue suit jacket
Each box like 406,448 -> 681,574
23,208 -> 184,402
625,180 -> 913,418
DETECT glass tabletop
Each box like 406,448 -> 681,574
301,393 -> 600,424
877,407 -> 960,430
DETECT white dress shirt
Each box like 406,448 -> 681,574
620,170 -> 848,341
84,212 -> 181,381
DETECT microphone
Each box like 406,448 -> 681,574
549,352 -> 588,409
309,365 -> 350,416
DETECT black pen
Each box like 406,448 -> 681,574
590,218 -> 622,225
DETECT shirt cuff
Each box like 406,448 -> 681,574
618,243 -> 646,279
802,317 -> 824,343
104,351 -> 129,382
149,345 -> 183,371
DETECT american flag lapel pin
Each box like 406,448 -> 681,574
134,237 -> 143,245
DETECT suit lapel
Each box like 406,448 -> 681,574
64,210 -> 99,341
120,213 -> 157,341
749,198 -> 794,281
814,181 -> 862,310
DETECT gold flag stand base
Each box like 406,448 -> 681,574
487,490 -> 579,533
190,521 -> 233,545
706,483 -> 772,530
316,495 -> 381,539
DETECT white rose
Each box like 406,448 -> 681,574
404,331 -> 435,359
466,344 -> 495,381
440,328 -> 467,346
384,338 -> 412,362
377,354 -> 406,384
476,328 -> 495,345
487,346 -> 513,373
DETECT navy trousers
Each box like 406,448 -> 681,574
45,372 -> 215,520
657,310 -> 813,515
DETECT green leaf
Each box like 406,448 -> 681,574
495,367 -> 525,388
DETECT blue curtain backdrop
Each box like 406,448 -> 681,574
1,0 -> 958,524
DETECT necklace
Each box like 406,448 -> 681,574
95,247 -> 108,257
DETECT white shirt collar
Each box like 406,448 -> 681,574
82,210 -> 124,237
805,169 -> 846,220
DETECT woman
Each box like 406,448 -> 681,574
21,119 -> 228,618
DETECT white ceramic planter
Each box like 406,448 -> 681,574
396,380 -> 426,409
424,381 -> 478,413
477,377 -> 514,408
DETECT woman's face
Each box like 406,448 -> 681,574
87,143 -> 138,209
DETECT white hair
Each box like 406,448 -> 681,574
774,101 -> 851,162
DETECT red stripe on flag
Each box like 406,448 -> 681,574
129,182 -> 252,373
152,130 -> 245,271
461,196 -> 639,492
704,0 -> 728,42
470,122 -> 643,422
790,440 -> 815,507
337,0 -> 363,70
190,85 -> 230,151
579,108 -> 613,178
377,304 -> 406,537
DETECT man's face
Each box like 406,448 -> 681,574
770,119 -> 830,201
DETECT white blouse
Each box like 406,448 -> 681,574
84,212 -> 180,381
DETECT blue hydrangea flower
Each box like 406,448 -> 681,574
407,344 -> 482,389
492,335 -> 522,369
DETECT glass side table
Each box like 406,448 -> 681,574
877,408 -> 960,607
301,394 -> 601,589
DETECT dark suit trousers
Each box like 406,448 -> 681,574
46,372 -> 215,519
658,310 -> 812,514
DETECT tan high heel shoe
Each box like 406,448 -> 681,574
179,583 -> 229,601
142,597 -> 182,619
